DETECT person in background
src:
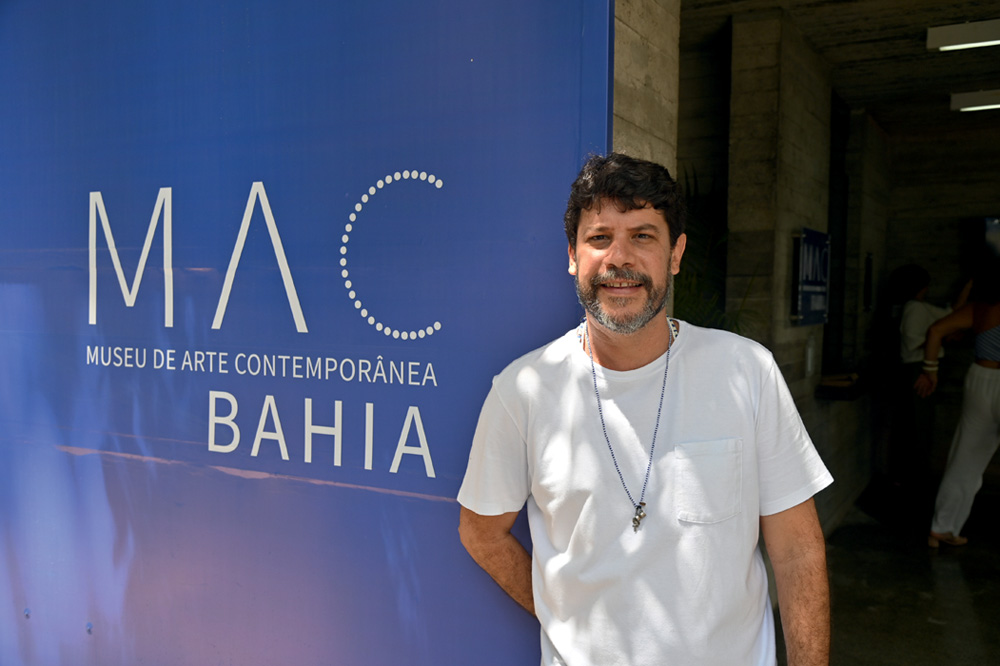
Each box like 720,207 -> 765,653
891,266 -> 970,487
899,266 -> 970,366
916,257 -> 1000,547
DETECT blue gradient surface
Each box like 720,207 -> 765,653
0,0 -> 610,663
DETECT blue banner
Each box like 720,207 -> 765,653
0,1 -> 611,663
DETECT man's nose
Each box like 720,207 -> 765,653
604,237 -> 634,268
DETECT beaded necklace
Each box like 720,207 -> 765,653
583,317 -> 677,533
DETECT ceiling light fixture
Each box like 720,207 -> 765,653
951,90 -> 1000,112
927,18 -> 1000,51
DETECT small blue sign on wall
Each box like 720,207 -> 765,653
791,228 -> 830,326
0,1 -> 611,664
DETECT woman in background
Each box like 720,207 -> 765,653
916,260 -> 1000,547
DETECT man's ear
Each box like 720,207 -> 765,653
670,233 -> 687,276
568,243 -> 578,275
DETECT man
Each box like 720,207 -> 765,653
458,153 -> 833,665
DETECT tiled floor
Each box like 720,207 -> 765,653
778,478 -> 1000,665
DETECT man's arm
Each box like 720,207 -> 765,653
458,506 -> 535,615
761,498 -> 830,666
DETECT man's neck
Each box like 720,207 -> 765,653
584,314 -> 674,372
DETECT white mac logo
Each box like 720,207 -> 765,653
88,173 -> 444,339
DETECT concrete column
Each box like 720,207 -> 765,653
726,12 -> 782,350
844,112 -> 889,366
726,11 -> 831,402
613,0 -> 681,172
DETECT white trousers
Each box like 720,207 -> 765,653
931,364 -> 1000,536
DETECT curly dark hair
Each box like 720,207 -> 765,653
563,152 -> 686,247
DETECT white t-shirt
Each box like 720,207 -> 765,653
458,322 -> 833,666
899,299 -> 950,364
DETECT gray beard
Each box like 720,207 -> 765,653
575,266 -> 671,335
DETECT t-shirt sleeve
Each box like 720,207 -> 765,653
899,301 -> 952,359
457,382 -> 531,516
898,301 -> 925,356
755,357 -> 833,516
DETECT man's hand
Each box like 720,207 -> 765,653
914,371 -> 938,397
761,498 -> 830,666
458,506 -> 535,615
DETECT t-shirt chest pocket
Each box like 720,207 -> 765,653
672,438 -> 743,524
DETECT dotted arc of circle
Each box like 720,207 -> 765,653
340,170 -> 444,340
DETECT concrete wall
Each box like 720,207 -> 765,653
677,35 -> 729,193
613,0 -> 681,170
725,12 -> 832,386
726,13 -> 783,346
675,33 -> 731,328
797,109 -> 892,526
842,112 -> 891,482
771,14 -> 831,401
843,112 -> 890,369
725,11 -> 833,373
886,126 -> 1000,302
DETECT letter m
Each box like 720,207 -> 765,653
89,188 -> 173,326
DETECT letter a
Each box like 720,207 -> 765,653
212,182 -> 308,332
389,406 -> 436,478
251,395 -> 290,460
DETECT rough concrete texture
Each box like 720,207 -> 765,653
613,0 -> 681,171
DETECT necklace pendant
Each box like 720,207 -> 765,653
632,503 -> 647,533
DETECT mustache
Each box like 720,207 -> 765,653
589,267 -> 653,290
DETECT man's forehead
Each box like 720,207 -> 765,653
588,196 -> 652,213
579,200 -> 668,228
